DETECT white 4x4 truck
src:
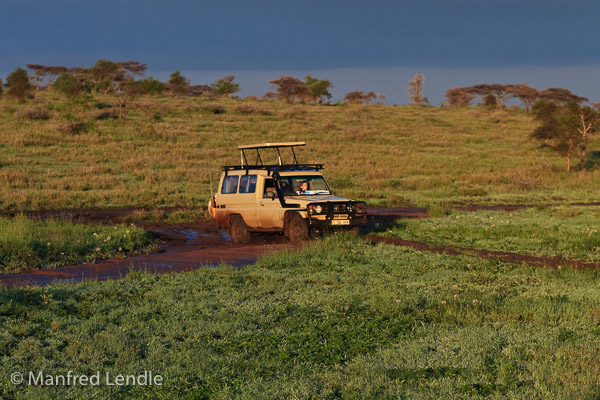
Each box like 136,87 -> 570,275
208,142 -> 367,243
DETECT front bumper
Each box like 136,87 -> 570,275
306,201 -> 367,227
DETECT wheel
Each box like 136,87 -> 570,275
287,214 -> 309,243
230,215 -> 250,244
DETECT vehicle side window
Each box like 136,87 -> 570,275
239,175 -> 257,193
263,178 -> 276,197
221,176 -> 239,194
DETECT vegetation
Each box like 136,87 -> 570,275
6,68 -> 32,102
531,101 -> 599,173
444,84 -> 588,109
0,216 -> 154,273
408,73 -> 429,106
305,75 -> 333,103
168,71 -> 189,98
268,76 -> 310,103
2,91 -> 600,211
1,234 -> 599,398
211,75 -> 240,97
378,206 -> 600,262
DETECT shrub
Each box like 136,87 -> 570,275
6,67 -> 32,102
201,103 -> 226,114
54,72 -> 83,98
16,106 -> 51,120
235,104 -> 268,115
283,106 -> 307,119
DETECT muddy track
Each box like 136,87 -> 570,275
367,235 -> 600,270
2,204 -> 600,288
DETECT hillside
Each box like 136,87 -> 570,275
1,93 -> 599,212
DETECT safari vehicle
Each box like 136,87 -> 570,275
208,142 -> 367,243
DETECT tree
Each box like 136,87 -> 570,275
168,70 -> 189,98
483,93 -> 497,108
54,72 -> 83,98
531,100 -> 599,173
304,75 -> 333,103
538,88 -> 588,105
408,73 -> 429,106
137,77 -> 165,95
26,64 -> 68,91
211,76 -> 240,97
505,84 -> 539,112
89,59 -> 121,94
344,91 -> 376,104
0,78 -> 3,97
6,67 -> 32,102
269,76 -> 310,103
444,87 -> 474,107
468,84 -> 515,107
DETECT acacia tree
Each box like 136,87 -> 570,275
304,75 -> 333,103
0,78 -> 3,97
539,88 -> 588,104
444,87 -> 474,107
344,91 -> 376,104
6,67 -> 32,102
506,84 -> 539,112
408,73 -> 429,106
531,100 -> 599,173
26,64 -> 68,91
168,70 -> 189,98
211,75 -> 240,97
269,76 -> 310,103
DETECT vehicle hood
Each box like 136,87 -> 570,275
285,195 -> 354,204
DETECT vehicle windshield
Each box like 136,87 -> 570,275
278,175 -> 331,196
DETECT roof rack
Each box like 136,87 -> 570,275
237,142 -> 306,166
222,164 -> 324,175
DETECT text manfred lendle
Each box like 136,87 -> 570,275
28,370 -> 163,386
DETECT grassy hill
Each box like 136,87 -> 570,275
2,92 -> 600,212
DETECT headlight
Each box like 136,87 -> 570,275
314,205 -> 323,214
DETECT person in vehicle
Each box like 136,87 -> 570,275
296,181 -> 309,194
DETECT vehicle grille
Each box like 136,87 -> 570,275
332,204 -> 348,213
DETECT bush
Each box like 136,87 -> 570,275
235,104 -> 269,115
54,72 -> 83,98
6,67 -> 32,102
16,106 -> 51,120
282,106 -> 306,119
55,120 -> 89,134
201,103 -> 226,114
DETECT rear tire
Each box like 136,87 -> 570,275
287,214 -> 309,243
230,216 -> 250,244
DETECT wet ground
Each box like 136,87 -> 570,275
2,204 -> 600,288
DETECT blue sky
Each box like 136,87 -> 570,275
2,0 -> 599,104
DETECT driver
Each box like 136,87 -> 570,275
296,181 -> 309,194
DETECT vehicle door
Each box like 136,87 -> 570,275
257,177 -> 284,229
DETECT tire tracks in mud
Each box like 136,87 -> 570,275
2,203 -> 600,288
366,235 -> 600,270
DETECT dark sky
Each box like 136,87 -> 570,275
2,0 -> 599,103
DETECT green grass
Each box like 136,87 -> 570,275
378,206 -> 600,261
1,234 -> 600,398
2,92 -> 600,212
0,216 -> 155,273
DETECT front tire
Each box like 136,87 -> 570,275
230,215 -> 250,244
287,214 -> 309,243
